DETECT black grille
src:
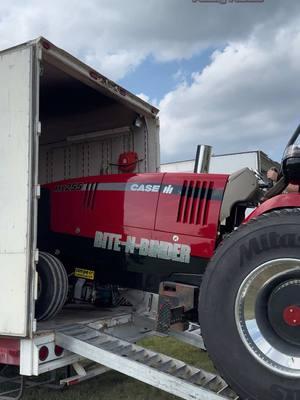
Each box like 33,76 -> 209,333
83,183 -> 97,209
177,180 -> 213,225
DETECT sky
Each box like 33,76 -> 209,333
1,0 -> 300,163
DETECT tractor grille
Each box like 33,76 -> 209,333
176,180 -> 213,225
83,183 -> 97,209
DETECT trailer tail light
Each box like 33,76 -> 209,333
54,345 -> 64,357
39,346 -> 49,362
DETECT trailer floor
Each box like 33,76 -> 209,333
37,305 -> 134,332
30,305 -> 219,400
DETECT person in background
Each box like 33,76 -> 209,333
267,167 -> 299,192
267,167 -> 279,184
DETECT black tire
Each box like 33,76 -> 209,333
35,252 -> 68,321
199,209 -> 300,400
40,252 -> 68,320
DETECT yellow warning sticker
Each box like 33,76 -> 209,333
74,268 -> 95,280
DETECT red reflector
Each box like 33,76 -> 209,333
89,71 -> 99,80
54,345 -> 64,357
39,346 -> 49,362
68,379 -> 79,386
41,41 -> 51,50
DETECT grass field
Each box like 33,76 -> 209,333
23,335 -> 214,400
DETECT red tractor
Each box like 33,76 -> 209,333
37,126 -> 300,399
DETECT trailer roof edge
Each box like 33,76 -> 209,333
0,36 -> 159,118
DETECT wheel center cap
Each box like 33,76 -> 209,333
267,279 -> 300,346
283,305 -> 300,327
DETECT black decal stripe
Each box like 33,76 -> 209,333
56,181 -> 224,200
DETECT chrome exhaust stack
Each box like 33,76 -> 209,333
194,145 -> 212,174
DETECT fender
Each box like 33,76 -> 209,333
245,193 -> 300,222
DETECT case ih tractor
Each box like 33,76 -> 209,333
36,126 -> 300,400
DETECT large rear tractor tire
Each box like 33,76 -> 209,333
35,252 -> 68,321
199,209 -> 300,400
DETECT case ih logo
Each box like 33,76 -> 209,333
94,231 -> 191,263
130,184 -> 174,194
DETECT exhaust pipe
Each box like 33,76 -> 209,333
194,145 -> 212,174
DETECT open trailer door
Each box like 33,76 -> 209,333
0,43 -> 38,337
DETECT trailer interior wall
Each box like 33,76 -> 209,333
39,58 -> 158,184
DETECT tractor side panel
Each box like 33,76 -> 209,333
155,173 -> 228,258
46,173 -> 164,238
41,172 -> 228,291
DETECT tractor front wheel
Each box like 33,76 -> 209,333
199,209 -> 300,400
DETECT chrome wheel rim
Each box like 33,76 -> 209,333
235,258 -> 300,377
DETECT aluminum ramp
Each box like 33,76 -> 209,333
56,324 -> 238,400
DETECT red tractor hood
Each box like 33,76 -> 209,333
43,172 -> 229,260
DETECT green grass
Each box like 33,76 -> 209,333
23,336 -> 213,400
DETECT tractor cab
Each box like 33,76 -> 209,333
283,144 -> 300,185
264,124 -> 300,200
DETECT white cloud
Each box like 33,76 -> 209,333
136,93 -> 151,103
85,50 -> 145,81
159,21 -> 300,162
172,69 -> 189,85
0,0 -> 300,162
136,93 -> 159,109
0,0 -> 298,80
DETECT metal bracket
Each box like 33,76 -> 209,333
60,362 -> 109,386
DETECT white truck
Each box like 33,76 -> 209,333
0,37 -> 236,400
161,150 -> 280,175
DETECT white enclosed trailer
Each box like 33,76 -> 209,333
0,38 -> 238,400
0,36 -> 159,339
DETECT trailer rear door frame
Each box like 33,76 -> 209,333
0,43 -> 39,337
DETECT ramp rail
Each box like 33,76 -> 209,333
56,324 -> 239,400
